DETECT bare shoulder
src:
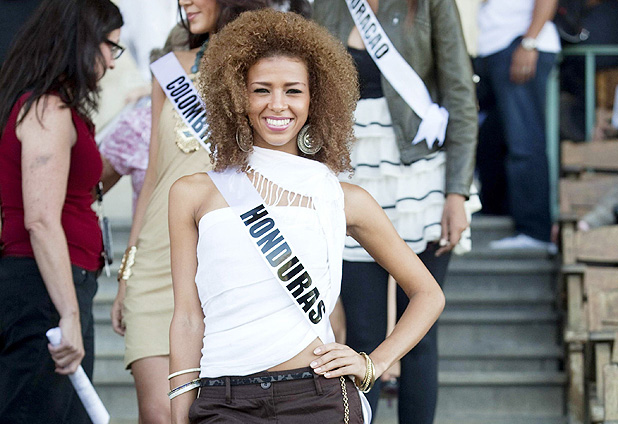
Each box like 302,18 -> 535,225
173,49 -> 198,74
17,94 -> 75,144
341,182 -> 374,208
20,94 -> 70,123
170,172 -> 228,220
170,172 -> 214,202
340,182 -> 379,228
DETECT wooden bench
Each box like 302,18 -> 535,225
563,226 -> 618,423
561,140 -> 618,176
559,175 -> 618,265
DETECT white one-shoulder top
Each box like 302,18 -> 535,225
194,147 -> 346,378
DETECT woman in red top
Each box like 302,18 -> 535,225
0,0 -> 123,422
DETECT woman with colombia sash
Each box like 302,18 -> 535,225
314,1 -> 478,422
168,9 -> 445,424
112,1 -> 268,422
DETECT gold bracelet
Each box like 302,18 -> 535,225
355,352 -> 376,393
117,246 -> 137,281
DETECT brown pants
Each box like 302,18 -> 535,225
188,367 -> 363,423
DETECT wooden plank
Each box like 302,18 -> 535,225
584,268 -> 618,332
562,223 -> 576,265
568,274 -> 586,332
559,176 -> 618,219
568,344 -> 586,424
561,140 -> 618,173
596,343 -> 611,400
604,364 -> 618,420
575,226 -> 618,263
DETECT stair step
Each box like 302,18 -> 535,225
439,325 -> 560,354
438,371 -> 566,386
454,248 -> 556,260
94,356 -> 132,384
447,258 -> 557,273
440,309 -> 558,323
469,215 -> 516,248
95,322 -> 125,356
95,383 -> 138,420
377,398 -> 567,424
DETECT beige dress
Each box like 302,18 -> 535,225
123,75 -> 212,367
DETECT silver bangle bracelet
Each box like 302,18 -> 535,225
168,367 -> 201,380
168,378 -> 201,400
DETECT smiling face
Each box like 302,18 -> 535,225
179,0 -> 220,35
97,28 -> 121,80
246,55 -> 310,155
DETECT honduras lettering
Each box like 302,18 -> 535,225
150,52 -> 211,152
240,204 -> 325,324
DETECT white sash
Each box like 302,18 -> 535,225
150,52 -> 211,152
209,164 -> 372,424
345,0 -> 449,148
207,169 -> 330,341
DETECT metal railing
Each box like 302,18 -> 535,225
546,44 -> 618,219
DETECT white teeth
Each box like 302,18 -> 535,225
266,118 -> 291,127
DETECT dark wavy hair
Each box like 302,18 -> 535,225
199,9 -> 359,173
178,0 -> 269,49
0,0 -> 123,134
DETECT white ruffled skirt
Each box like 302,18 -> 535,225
341,97 -> 480,261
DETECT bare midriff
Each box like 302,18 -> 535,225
267,337 -> 323,371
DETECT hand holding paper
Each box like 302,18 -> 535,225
46,327 -> 110,424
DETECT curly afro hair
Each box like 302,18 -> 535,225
197,9 -> 359,173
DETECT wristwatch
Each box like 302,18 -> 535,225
521,37 -> 538,51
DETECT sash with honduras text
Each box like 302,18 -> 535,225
207,169 -> 330,341
150,52 -> 211,152
209,162 -> 371,424
345,0 -> 449,148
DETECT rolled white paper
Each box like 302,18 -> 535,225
46,327 -> 110,424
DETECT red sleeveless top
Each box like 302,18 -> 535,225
0,93 -> 103,271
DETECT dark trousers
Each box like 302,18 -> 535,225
0,257 -> 98,424
189,367 -> 363,423
474,38 -> 557,241
341,243 -> 451,424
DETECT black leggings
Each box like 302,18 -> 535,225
340,243 -> 451,424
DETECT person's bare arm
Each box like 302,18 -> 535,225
511,0 -> 559,83
168,175 -> 207,424
110,77 -> 165,335
311,183 -> 445,381
17,95 -> 84,374
99,155 -> 122,194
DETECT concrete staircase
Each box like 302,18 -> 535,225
92,216 -> 568,423
375,215 -> 567,423
92,220 -> 138,424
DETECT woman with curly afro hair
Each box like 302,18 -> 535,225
167,9 -> 445,424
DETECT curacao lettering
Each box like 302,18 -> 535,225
359,14 -> 371,31
241,203 -> 323,324
348,0 -> 389,60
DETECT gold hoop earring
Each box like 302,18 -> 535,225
236,127 -> 253,153
297,125 -> 321,155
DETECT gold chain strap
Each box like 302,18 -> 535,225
340,376 -> 350,424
